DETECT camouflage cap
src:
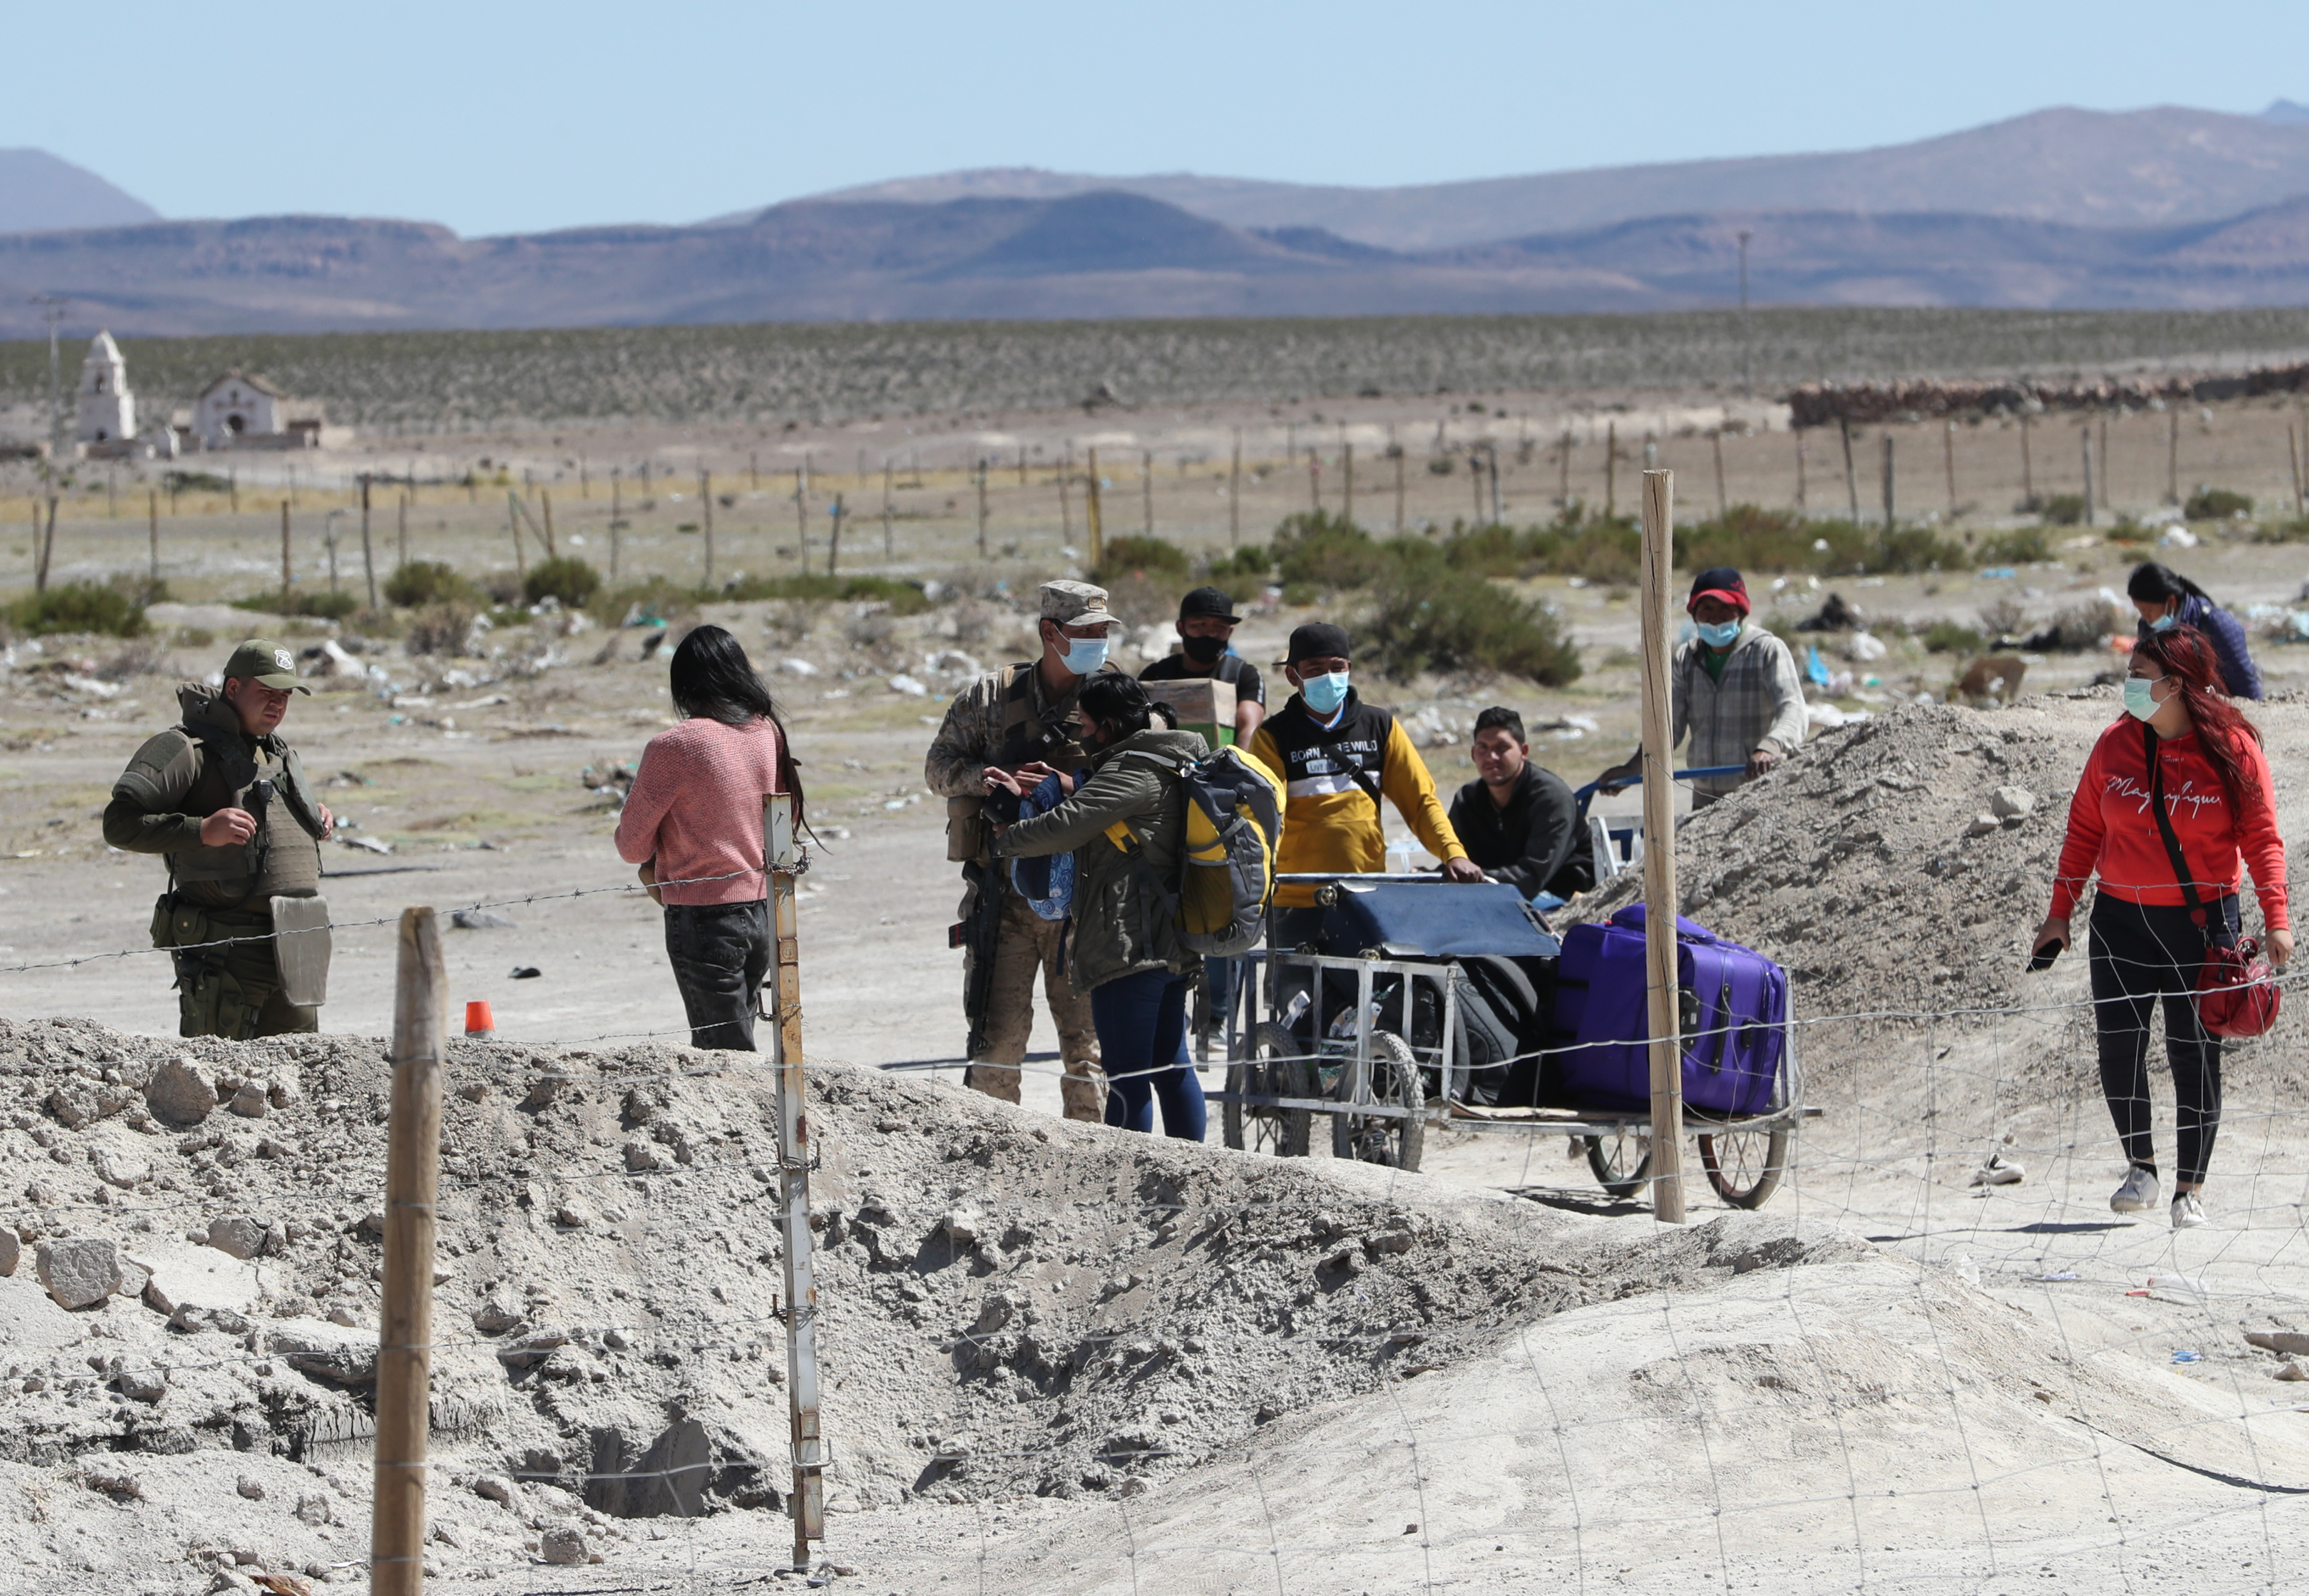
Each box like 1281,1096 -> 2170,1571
222,638 -> 311,695
1039,579 -> 1116,629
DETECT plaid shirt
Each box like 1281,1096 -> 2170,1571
1673,626 -> 1807,796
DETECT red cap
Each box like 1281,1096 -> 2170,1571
1686,567 -> 1750,614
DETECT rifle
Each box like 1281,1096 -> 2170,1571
950,786 -> 1022,1061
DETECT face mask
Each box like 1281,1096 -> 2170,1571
1299,670 -> 1351,715
1695,618 -> 1743,649
2124,677 -> 2161,721
2147,612 -> 2178,633
1061,634 -> 1110,676
1179,633 -> 1225,665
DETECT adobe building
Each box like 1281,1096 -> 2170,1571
192,371 -> 330,450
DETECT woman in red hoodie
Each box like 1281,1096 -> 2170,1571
2034,625 -> 2290,1230
615,625 -> 805,1050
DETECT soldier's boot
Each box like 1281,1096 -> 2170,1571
1058,1057 -> 1108,1123
962,1065 -> 1023,1104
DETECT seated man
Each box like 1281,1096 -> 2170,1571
1448,707 -> 1594,913
1598,566 -> 1804,809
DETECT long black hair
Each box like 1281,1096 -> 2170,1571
2128,561 -> 2211,608
1077,673 -> 1152,741
668,624 -> 805,824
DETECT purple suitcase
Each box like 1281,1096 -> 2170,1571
1551,904 -> 1786,1115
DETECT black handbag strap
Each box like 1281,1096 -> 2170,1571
2143,720 -> 2218,941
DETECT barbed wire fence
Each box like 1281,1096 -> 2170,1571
1,852 -> 2307,1592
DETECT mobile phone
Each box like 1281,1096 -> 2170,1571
2027,941 -> 2062,972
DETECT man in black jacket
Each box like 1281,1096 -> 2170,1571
1446,707 -> 1594,912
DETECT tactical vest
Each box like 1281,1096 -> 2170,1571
133,703 -> 326,908
997,658 -> 1116,772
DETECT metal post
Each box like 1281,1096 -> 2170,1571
1637,469 -> 1686,1225
764,795 -> 825,1570
371,907 -> 445,1596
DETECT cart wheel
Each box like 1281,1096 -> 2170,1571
1223,1024 -> 1313,1159
1698,1126 -> 1789,1209
1332,1031 -> 1425,1173
1585,1125 -> 1654,1200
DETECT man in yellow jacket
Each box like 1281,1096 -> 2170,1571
1247,622 -> 1483,948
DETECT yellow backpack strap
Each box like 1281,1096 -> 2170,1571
1104,819 -> 1139,853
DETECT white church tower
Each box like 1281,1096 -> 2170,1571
76,331 -> 135,445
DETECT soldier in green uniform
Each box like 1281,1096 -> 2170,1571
104,639 -> 336,1039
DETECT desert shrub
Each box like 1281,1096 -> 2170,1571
9,581 -> 148,637
233,587 -> 361,621
1091,534 -> 1189,584
2253,517 -> 2309,544
1270,511 -> 1392,590
716,573 -> 932,614
404,600 -> 477,656
1923,619 -> 1985,654
1681,505 -> 1822,572
2106,517 -> 2155,545
2185,486 -> 2252,520
2030,599 -> 2120,651
1204,544 -> 1270,583
2039,494 -> 2088,526
162,469 -> 231,493
1523,516 -> 1642,585
384,561 -> 478,607
1362,549 -> 1582,685
1976,527 -> 2051,565
1977,595 -> 2029,639
1441,521 -> 1525,577
523,555 -> 602,609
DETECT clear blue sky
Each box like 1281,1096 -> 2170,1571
21,0 -> 2309,237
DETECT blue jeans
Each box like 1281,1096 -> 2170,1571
1089,968 -> 1206,1141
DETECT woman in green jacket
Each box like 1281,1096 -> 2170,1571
991,675 -> 1210,1139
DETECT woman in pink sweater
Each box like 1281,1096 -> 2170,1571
614,625 -> 804,1049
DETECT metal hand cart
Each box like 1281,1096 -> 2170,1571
1208,867 -> 1804,1210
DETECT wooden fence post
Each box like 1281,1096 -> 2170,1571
280,501 -> 293,602
2289,422 -> 2305,519
371,907 -> 445,1596
977,459 -> 990,559
1638,469 -> 1686,1225
1794,427 -> 1807,514
2081,427 -> 2096,529
147,490 -> 159,585
883,460 -> 895,560
503,491 -> 526,589
2020,412 -> 2034,506
541,489 -> 557,559
828,493 -> 844,578
1141,448 -> 1154,536
1085,448 -> 1104,572
360,476 -> 378,612
1342,441 -> 1354,525
1229,429 -> 1242,546
1943,421 -> 1958,515
2167,408 -> 2180,504
1839,417 -> 1859,520
764,796 -> 826,1571
1881,434 -> 1895,526
1711,432 -> 1727,517
1559,426 -> 1573,508
1605,421 -> 1618,519
698,469 -> 712,589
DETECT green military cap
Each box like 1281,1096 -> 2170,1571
222,638 -> 312,695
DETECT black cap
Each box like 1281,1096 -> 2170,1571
1286,622 -> 1352,665
1178,586 -> 1241,624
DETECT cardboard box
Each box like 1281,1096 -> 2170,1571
1141,677 -> 1237,744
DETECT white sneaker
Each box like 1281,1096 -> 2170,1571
2172,1191 -> 2209,1230
2110,1165 -> 2159,1214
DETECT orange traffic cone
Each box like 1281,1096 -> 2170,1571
465,1000 -> 495,1037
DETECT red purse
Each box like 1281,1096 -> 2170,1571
2145,723 -> 2281,1039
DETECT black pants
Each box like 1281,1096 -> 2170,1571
2088,893 -> 2234,1188
664,899 -> 771,1051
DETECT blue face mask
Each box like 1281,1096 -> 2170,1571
2147,611 -> 2178,633
1061,634 -> 1110,676
2123,677 -> 2160,721
1299,670 -> 1351,715
1695,618 -> 1743,649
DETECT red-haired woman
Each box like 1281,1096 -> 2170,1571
2033,625 -> 2290,1229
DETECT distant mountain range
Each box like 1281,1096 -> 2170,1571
0,149 -> 157,234
7,103 -> 2309,335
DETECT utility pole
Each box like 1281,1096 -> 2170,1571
1736,230 -> 1754,400
33,297 -> 66,464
